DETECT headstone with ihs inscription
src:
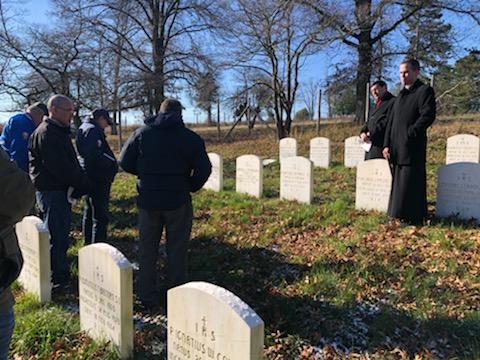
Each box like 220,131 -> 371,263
15,216 -> 51,303
280,156 -> 313,204
344,136 -> 365,168
436,163 -> 480,223
355,159 -> 392,212
279,137 -> 297,163
446,134 -> 480,164
78,243 -> 133,359
310,137 -> 330,168
236,155 -> 263,198
167,281 -> 264,360
203,153 -> 223,192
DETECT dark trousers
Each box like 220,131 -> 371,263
36,191 -> 72,284
83,181 -> 112,244
388,163 -> 427,224
137,201 -> 193,304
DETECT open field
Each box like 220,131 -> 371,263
11,117 -> 480,359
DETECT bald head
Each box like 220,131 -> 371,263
48,94 -> 74,126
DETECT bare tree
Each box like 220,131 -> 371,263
58,0 -> 216,114
300,79 -> 321,120
215,0 -> 330,139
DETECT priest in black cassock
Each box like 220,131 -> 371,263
383,59 -> 436,224
360,80 -> 395,160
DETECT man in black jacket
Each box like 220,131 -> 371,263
383,59 -> 436,224
360,80 -> 395,160
119,98 -> 211,310
0,148 -> 35,359
29,94 -> 90,287
76,109 -> 118,244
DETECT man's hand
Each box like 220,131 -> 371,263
360,132 -> 369,142
383,147 -> 390,160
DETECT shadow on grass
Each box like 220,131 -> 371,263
185,236 -> 480,358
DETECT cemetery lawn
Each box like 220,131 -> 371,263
12,117 -> 480,359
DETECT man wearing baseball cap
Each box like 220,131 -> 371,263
76,108 -> 118,244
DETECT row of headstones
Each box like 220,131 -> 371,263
278,134 -> 480,168
205,154 -> 480,223
15,217 -> 264,360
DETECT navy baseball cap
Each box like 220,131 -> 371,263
91,108 -> 112,125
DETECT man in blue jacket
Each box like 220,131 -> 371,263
76,109 -> 118,244
119,98 -> 211,311
0,102 -> 48,172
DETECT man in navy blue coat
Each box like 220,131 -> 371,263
119,98 -> 211,310
76,109 -> 118,244
0,102 -> 48,172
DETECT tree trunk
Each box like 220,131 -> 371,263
355,39 -> 372,124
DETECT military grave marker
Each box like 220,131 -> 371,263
79,243 -> 133,359
167,281 -> 264,360
203,153 -> 224,192
436,163 -> 480,223
446,134 -> 480,164
15,216 -> 51,303
236,155 -> 263,198
280,156 -> 313,204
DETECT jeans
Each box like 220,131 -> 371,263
137,201 -> 193,304
0,308 -> 14,360
36,191 -> 72,285
83,181 -> 112,244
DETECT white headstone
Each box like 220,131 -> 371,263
280,156 -> 313,204
79,243 -> 133,359
167,282 -> 264,360
203,153 -> 223,192
236,155 -> 263,198
344,136 -> 365,168
446,134 -> 480,164
355,159 -> 392,212
310,137 -> 331,168
15,216 -> 51,303
279,138 -> 297,163
436,163 -> 480,223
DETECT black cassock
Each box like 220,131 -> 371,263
360,92 -> 395,160
384,79 -> 436,224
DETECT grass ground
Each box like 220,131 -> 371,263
11,116 -> 480,359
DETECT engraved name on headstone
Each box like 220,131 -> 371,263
79,243 -> 133,359
236,155 -> 263,198
310,137 -> 330,168
167,282 -> 264,360
344,136 -> 365,168
203,153 -> 223,192
279,137 -> 297,163
355,159 -> 392,212
446,134 -> 480,164
15,216 -> 51,303
280,156 -> 313,204
436,163 -> 480,223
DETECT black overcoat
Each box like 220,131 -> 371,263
384,79 -> 436,165
360,92 -> 395,160
383,79 -> 436,223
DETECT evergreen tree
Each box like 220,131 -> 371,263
403,1 -> 453,75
